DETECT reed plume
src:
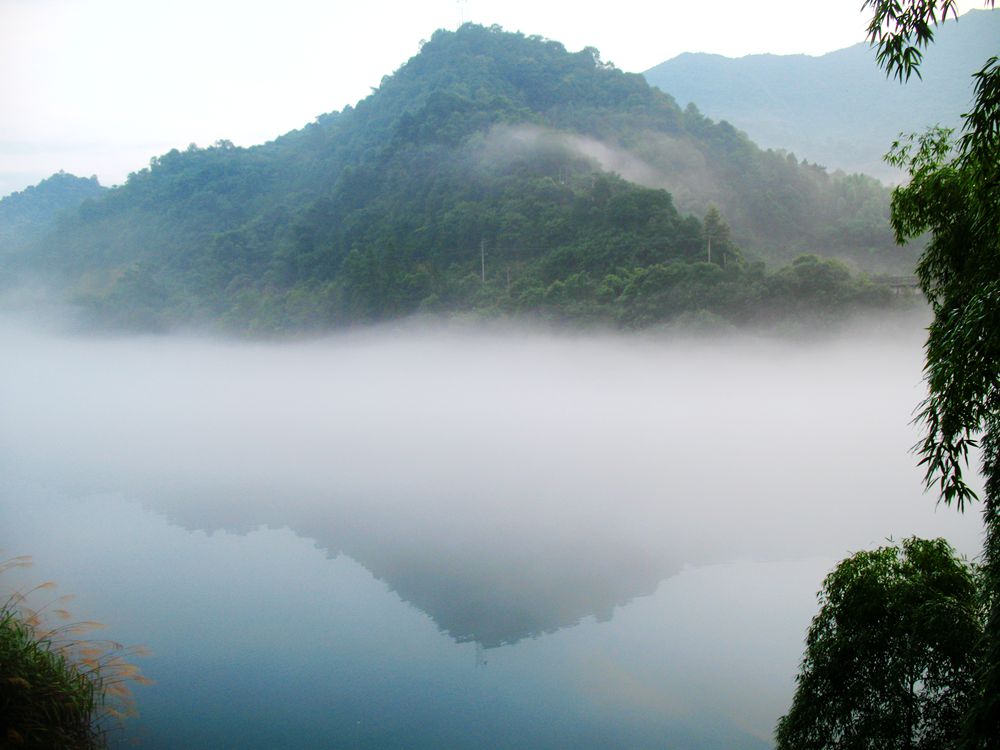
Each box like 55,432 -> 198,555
1,555 -> 151,748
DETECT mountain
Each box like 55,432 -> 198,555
0,171 -> 105,257
3,24 -> 915,333
644,8 -> 1000,182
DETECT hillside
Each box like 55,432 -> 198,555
643,8 -> 1000,182
0,171 -> 106,257
3,24 -> 915,333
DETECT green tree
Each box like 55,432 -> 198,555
701,205 -> 739,268
775,538 -> 982,750
861,1 -> 999,744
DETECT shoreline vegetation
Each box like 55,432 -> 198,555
0,276 -> 926,344
73,251 -> 924,337
0,556 -> 150,749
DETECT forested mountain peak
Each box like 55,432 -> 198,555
4,24 -> 914,333
0,170 -> 104,213
352,24 -> 662,127
0,171 -> 105,255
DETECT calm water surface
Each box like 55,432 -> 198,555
0,315 -> 982,748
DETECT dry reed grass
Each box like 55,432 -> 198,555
1,555 -> 152,748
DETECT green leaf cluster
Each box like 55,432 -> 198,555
776,538 -> 983,750
841,4 -> 1000,743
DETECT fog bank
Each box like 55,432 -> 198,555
0,313 -> 983,644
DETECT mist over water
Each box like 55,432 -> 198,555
0,311 -> 984,747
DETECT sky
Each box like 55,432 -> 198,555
0,0 -> 981,197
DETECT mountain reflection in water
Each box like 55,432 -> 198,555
164,493 -> 675,647
0,314 -> 985,747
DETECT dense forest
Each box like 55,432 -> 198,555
0,172 -> 105,258
0,24 -> 918,333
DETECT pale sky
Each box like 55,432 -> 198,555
0,0 -> 980,197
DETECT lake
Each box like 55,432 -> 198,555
0,312 -> 983,748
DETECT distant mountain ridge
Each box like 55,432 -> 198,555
644,8 -> 1000,182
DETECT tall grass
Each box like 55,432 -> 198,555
1,556 -> 151,748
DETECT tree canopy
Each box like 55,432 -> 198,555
775,538 -> 982,750
777,4 -> 998,745
860,1 -> 999,744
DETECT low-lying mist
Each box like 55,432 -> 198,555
477,122 -> 710,211
0,311 -> 982,645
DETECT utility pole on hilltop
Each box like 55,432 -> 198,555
457,0 -> 468,28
